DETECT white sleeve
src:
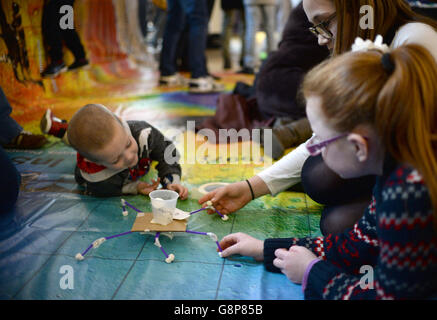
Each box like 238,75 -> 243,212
391,22 -> 437,62
257,141 -> 310,196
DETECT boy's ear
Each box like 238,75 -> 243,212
347,133 -> 369,162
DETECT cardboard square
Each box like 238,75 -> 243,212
131,213 -> 188,232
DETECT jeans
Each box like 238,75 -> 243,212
222,9 -> 246,65
159,0 -> 209,78
243,4 -> 277,69
0,87 -> 22,146
42,0 -> 86,62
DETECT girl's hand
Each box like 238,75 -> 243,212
219,232 -> 264,262
273,246 -> 318,284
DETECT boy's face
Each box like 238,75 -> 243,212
90,119 -> 139,170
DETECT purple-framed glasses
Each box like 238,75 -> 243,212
306,133 -> 348,156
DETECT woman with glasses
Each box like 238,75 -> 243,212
200,0 -> 437,235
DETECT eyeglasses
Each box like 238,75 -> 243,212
305,133 -> 348,157
309,13 -> 336,40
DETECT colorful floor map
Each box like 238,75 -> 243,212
0,0 -> 322,300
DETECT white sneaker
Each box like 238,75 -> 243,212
159,74 -> 187,87
188,76 -> 225,94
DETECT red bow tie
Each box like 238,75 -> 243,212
128,158 -> 152,181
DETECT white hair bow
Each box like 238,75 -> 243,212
351,35 -> 390,53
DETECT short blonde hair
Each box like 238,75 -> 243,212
67,104 -> 120,161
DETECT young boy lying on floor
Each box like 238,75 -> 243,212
42,104 -> 188,198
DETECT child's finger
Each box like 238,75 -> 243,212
181,188 -> 189,200
274,248 -> 288,260
273,257 -> 285,270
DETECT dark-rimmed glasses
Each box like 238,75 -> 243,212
309,13 -> 336,40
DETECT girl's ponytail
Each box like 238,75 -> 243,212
376,45 -> 437,226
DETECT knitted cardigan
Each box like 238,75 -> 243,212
263,158 -> 437,299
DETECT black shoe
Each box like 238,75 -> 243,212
41,61 -> 67,78
237,67 -> 255,75
3,130 -> 48,149
68,58 -> 89,71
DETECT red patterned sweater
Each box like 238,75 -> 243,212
263,161 -> 437,299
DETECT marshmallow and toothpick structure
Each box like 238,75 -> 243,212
75,199 -> 225,263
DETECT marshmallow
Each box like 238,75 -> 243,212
75,253 -> 84,261
207,232 -> 218,242
165,254 -> 175,264
92,237 -> 106,248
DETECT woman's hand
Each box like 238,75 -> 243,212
198,181 -> 253,215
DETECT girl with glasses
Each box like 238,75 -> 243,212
217,43 -> 437,299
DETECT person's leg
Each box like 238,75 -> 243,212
42,0 -> 64,63
159,0 -> 186,77
0,88 -> 22,146
262,118 -> 313,160
181,0 -> 209,78
318,198 -> 371,236
262,5 -> 277,53
222,9 -> 234,69
0,87 -> 47,149
243,5 -> 261,71
0,146 -> 21,214
61,0 -> 86,61
301,154 -> 376,235
238,9 -> 246,68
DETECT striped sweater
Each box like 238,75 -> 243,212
263,159 -> 437,299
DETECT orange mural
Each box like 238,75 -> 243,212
0,0 -> 158,128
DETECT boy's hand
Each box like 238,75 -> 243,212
167,183 -> 189,200
137,178 -> 160,196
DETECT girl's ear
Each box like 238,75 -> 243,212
347,133 -> 369,162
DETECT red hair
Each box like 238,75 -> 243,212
303,44 -> 437,226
